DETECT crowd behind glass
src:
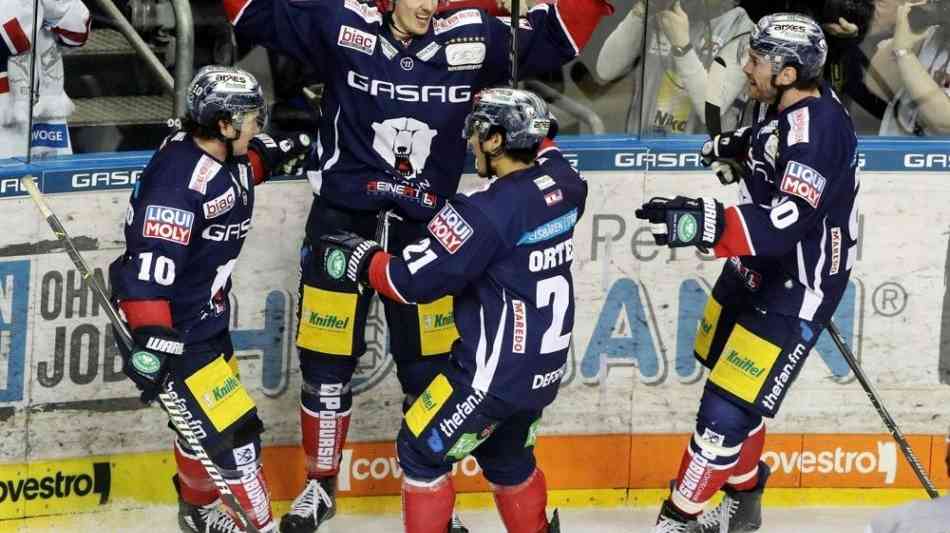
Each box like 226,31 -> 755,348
5,0 -> 948,164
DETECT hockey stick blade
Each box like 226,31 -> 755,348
20,176 -> 262,531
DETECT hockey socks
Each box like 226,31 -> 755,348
402,475 -> 455,533
301,401 -> 351,478
728,421 -> 766,491
671,433 -> 741,516
174,440 -> 218,506
492,468 -> 551,533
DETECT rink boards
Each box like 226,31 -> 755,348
2,136 -> 950,517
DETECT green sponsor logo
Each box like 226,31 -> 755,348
213,376 -> 241,401
326,248 -> 347,280
446,432 -> 487,460
308,312 -> 350,330
676,213 -> 698,243
726,350 -> 766,378
524,418 -> 541,448
421,390 -> 436,411
424,312 -> 454,330
700,318 -> 713,335
131,351 -> 160,374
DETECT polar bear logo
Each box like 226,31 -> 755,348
371,117 -> 438,179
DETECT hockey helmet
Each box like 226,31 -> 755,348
463,88 -> 555,151
749,13 -> 827,82
186,65 -> 267,134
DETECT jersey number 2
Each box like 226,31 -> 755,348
537,275 -> 571,354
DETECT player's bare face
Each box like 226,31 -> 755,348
393,0 -> 438,37
230,111 -> 262,156
743,50 -> 778,104
468,133 -> 490,177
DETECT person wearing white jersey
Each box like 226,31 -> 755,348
867,0 -> 950,135
595,0 -> 754,134
0,0 -> 90,159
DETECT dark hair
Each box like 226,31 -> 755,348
180,114 -> 230,140
486,125 -> 538,164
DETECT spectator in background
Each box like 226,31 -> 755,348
867,0 -> 950,135
595,0 -> 754,135
0,0 -> 90,159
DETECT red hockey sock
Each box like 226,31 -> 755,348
227,463 -> 274,529
402,475 -> 455,533
671,443 -> 733,516
301,403 -> 351,478
728,421 -> 766,491
174,440 -> 218,506
492,468 -> 550,533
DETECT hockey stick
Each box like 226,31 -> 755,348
703,61 -> 941,498
826,321 -> 940,498
19,176 -> 262,531
510,0 -> 520,86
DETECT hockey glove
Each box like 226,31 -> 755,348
700,128 -> 751,185
248,132 -> 312,177
318,232 -> 383,285
122,325 -> 183,404
635,196 -> 724,250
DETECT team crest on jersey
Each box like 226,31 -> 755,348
189,155 -> 221,194
445,42 -> 485,71
786,107 -> 810,146
143,205 -> 194,245
338,25 -> 377,56
780,161 -> 826,208
544,189 -> 563,206
433,9 -> 482,35
371,117 -> 438,179
428,203 -> 473,254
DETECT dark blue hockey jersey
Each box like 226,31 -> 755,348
109,132 -> 256,343
370,143 -> 586,409
225,0 -> 608,219
713,82 -> 859,324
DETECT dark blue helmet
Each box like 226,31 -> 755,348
463,88 -> 555,151
750,13 -> 827,82
186,66 -> 267,133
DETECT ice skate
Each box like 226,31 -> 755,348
653,500 -> 699,533
449,513 -> 470,532
177,494 -> 244,533
279,477 -> 336,533
698,461 -> 770,533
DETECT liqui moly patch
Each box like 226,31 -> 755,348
143,205 -> 194,245
780,160 -> 826,208
427,203 -> 473,254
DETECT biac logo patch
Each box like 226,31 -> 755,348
338,25 -> 377,55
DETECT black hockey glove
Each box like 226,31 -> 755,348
318,232 -> 383,285
635,196 -> 724,250
700,128 -> 751,185
121,325 -> 183,404
248,132 -> 312,177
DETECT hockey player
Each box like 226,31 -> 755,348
635,13 -> 860,533
223,0 -> 612,530
108,66 -> 310,533
311,87 -> 581,533
0,0 -> 90,159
